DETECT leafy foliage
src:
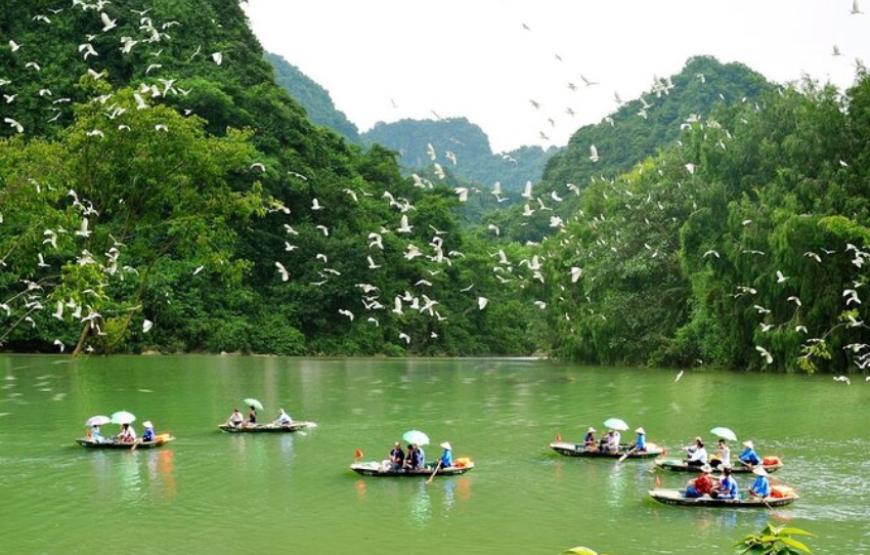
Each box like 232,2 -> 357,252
734,524 -> 815,554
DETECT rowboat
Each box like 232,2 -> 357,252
218,421 -> 314,433
76,434 -> 175,449
549,441 -> 663,459
648,488 -> 798,508
350,460 -> 474,477
654,458 -> 783,473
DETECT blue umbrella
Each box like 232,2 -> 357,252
604,418 -> 629,431
402,430 -> 430,446
711,427 -> 737,441
110,410 -> 136,425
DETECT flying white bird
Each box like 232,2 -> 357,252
397,215 -> 413,234
570,267 -> 582,283
143,319 -> 153,333
703,250 -> 720,259
775,270 -> 788,283
338,309 -> 354,321
589,144 -> 599,163
4,118 -> 23,133
398,332 -> 411,344
100,12 -> 117,32
212,52 -> 223,65
755,345 -> 773,365
674,370 -> 684,383
478,297 -> 488,310
275,262 -> 289,281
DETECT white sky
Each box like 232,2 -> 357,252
244,0 -> 869,152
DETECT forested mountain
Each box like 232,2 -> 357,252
537,73 -> 870,374
485,56 -> 774,243
0,0 -> 539,356
264,51 -> 361,144
362,117 -> 555,196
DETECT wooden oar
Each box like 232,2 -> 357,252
426,460 -> 443,484
618,446 -> 637,463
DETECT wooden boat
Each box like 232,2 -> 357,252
76,434 -> 175,449
549,441 -> 663,459
218,421 -> 314,433
350,460 -> 475,477
648,488 -> 798,508
654,458 -> 783,473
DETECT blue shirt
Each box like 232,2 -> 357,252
440,449 -> 453,467
750,476 -> 770,497
417,447 -> 426,469
739,448 -> 761,465
142,428 -> 154,442
635,433 -> 646,451
718,476 -> 738,498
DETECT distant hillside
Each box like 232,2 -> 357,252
362,117 -> 556,195
265,52 -> 360,143
485,56 -> 775,243
543,55 -> 772,190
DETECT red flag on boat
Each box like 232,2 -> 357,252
662,447 -> 666,458
354,449 -> 363,459
556,432 -> 562,442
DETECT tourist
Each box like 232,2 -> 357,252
141,421 -> 155,443
247,405 -> 258,426
738,440 -> 761,467
438,441 -> 454,468
117,422 -> 136,443
711,438 -> 731,468
273,408 -> 292,426
89,424 -> 104,444
584,427 -> 597,451
226,408 -> 244,427
634,427 -> 647,453
404,444 -> 421,471
389,442 -> 405,470
685,437 -> 708,467
684,464 -> 714,498
712,466 -> 738,500
748,467 -> 771,498
417,443 -> 426,470
605,429 -> 621,454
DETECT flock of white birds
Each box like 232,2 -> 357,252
0,0 -> 868,385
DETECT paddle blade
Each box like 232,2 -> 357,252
556,432 -> 562,442
655,474 -> 661,488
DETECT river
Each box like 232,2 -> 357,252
0,355 -> 867,554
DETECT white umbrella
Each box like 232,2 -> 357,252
86,415 -> 110,426
110,410 -> 136,425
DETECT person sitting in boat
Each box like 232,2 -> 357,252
605,429 -> 621,454
685,437 -> 707,467
584,427 -> 597,451
748,467 -> 771,498
117,423 -> 137,443
273,409 -> 292,426
738,440 -> 761,467
226,408 -> 244,428
389,442 -> 405,470
247,405 -> 258,426
684,464 -> 714,498
710,438 -> 731,468
417,444 -> 426,470
404,444 -> 421,471
634,427 -> 647,453
141,421 -> 155,443
89,424 -> 105,444
438,442 -> 454,468
711,466 -> 738,500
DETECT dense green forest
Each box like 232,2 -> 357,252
1,1 -> 868,374
264,51 -> 360,144
538,73 -> 870,374
0,0 -> 540,356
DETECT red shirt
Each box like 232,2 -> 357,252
693,474 -> 714,495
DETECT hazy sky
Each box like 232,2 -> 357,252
244,1 -> 868,152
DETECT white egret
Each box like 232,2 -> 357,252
275,262 -> 289,282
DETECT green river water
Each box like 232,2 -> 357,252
1,355 -> 868,555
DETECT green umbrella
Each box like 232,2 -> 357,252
244,398 -> 264,411
603,418 -> 629,431
110,411 -> 136,425
402,430 -> 429,446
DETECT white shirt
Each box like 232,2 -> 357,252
688,446 -> 708,463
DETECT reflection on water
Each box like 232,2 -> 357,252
407,481 -> 431,528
